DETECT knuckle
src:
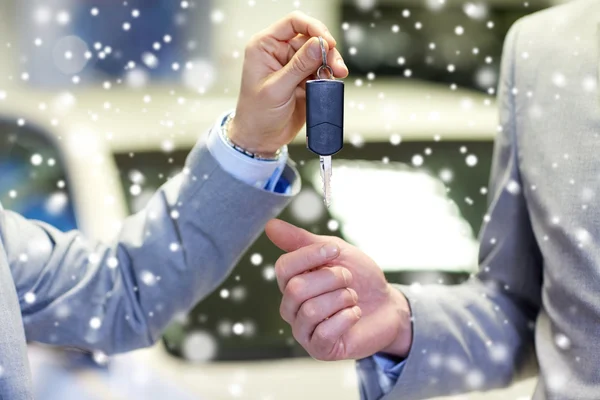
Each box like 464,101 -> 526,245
288,10 -> 305,21
274,257 -> 286,279
279,301 -> 290,323
291,325 -> 305,346
313,327 -> 335,348
290,56 -> 311,76
245,35 -> 260,54
299,301 -> 317,321
286,276 -> 305,301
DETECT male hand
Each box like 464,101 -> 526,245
266,219 -> 413,361
229,11 -> 349,156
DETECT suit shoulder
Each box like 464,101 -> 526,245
513,0 -> 597,44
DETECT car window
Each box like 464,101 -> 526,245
0,120 -> 77,231
113,140 -> 493,362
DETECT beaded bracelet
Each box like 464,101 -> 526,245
221,112 -> 282,161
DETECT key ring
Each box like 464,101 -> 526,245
316,36 -> 334,80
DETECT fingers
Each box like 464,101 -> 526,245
310,306 -> 362,361
275,241 -> 341,292
293,288 -> 358,346
287,34 -> 310,52
269,36 -> 327,95
287,36 -> 348,79
265,219 -> 319,252
266,11 -> 336,49
329,47 -> 349,78
280,266 -> 352,322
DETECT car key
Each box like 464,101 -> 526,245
306,36 -> 344,207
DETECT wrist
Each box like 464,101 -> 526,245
380,285 -> 413,358
228,115 -> 282,157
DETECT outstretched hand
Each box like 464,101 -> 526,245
266,219 -> 413,361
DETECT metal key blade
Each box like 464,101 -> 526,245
320,156 -> 332,207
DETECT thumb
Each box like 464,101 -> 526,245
265,219 -> 320,252
272,37 -> 326,95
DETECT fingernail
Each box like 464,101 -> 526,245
320,243 -> 340,259
342,269 -> 352,285
352,306 -> 362,319
348,288 -> 358,302
309,38 -> 322,60
337,58 -> 346,68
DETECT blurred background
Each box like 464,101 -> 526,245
0,0 -> 563,399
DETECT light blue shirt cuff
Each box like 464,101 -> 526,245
207,111 -> 288,192
372,353 -> 406,394
356,354 -> 406,400
373,353 -> 406,380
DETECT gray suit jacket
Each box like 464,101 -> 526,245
0,141 -> 297,399
359,1 -> 600,399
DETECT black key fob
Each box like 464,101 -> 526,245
306,79 -> 344,156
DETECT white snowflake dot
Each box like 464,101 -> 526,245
107,257 -> 119,269
89,317 -> 102,329
327,219 -> 340,231
506,180 -> 521,195
250,253 -> 263,266
412,154 -> 424,167
24,292 -> 36,304
31,154 -> 43,166
555,333 -> 571,350
466,154 -> 478,167
390,133 -> 402,146
262,266 -> 276,281
140,270 -> 157,286
232,322 -> 245,335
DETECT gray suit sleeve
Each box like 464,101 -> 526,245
359,19 -> 543,400
0,139 -> 299,355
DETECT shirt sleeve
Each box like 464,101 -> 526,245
373,354 -> 406,383
207,111 -> 289,193
356,354 -> 406,399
